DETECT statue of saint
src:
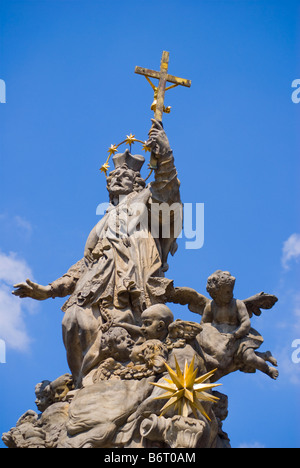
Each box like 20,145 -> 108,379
12,120 -> 182,386
4,52 -> 279,450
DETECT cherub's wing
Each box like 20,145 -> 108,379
168,319 -> 203,341
242,292 -> 278,318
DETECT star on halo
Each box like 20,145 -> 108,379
99,161 -> 110,176
125,133 -> 136,146
150,355 -> 221,420
142,141 -> 151,153
107,144 -> 118,157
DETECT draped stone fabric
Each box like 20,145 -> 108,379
50,150 -> 181,384
59,377 -> 155,448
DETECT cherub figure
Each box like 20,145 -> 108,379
122,303 -> 206,376
100,326 -> 135,362
35,380 -> 52,413
115,303 -> 174,343
85,327 -> 134,384
140,304 -> 174,341
2,410 -> 45,448
35,374 -> 74,413
118,304 -> 173,376
89,325 -> 169,382
168,270 -> 278,381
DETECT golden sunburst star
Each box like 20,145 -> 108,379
150,355 -> 221,421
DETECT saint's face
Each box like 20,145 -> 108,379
108,167 -> 135,198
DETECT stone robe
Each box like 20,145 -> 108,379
51,150 -> 182,384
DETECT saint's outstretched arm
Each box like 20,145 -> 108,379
12,259 -> 85,301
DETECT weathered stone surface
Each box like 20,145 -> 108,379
3,120 -> 278,449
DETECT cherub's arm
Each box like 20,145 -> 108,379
233,299 -> 251,340
167,286 -> 210,316
113,322 -> 144,340
201,303 -> 213,324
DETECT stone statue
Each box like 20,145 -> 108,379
12,119 -> 181,388
168,270 -> 278,382
2,373 -> 73,448
3,56 -> 278,448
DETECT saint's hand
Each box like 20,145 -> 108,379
147,119 -> 171,156
12,279 -> 52,301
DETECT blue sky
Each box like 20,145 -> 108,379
0,0 -> 299,448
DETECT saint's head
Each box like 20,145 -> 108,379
106,149 -> 146,202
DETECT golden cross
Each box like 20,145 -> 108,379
135,51 -> 191,121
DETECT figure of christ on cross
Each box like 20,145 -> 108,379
135,51 -> 191,170
135,50 -> 191,121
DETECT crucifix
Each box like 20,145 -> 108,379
135,51 -> 191,169
135,50 -> 191,122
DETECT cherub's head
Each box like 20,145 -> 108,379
141,304 -> 174,341
101,326 -> 134,362
50,373 -> 74,404
35,374 -> 74,412
35,380 -> 52,412
206,270 -> 236,305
